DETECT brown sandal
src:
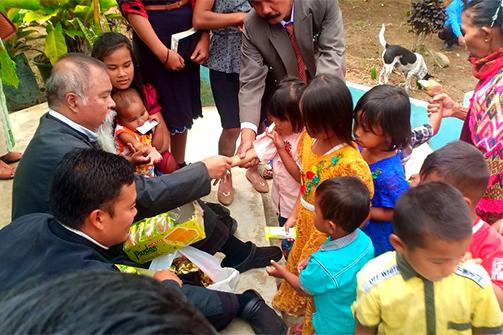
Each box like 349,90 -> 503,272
217,173 -> 234,206
246,168 -> 269,193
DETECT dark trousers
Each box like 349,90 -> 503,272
162,280 -> 238,331
192,201 -> 230,255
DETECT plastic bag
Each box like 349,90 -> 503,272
150,246 -> 239,293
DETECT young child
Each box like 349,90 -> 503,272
266,176 -> 374,335
91,32 -> 176,173
353,182 -> 502,334
420,140 -> 503,309
112,88 -> 163,177
353,85 -> 411,256
271,75 -> 374,334
235,78 -> 305,257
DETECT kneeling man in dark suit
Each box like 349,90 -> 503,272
0,148 -> 287,334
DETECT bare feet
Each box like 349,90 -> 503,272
0,151 -> 22,164
0,160 -> 15,180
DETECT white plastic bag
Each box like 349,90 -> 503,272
150,246 -> 239,293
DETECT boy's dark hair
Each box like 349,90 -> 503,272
354,85 -> 411,150
301,74 -> 354,144
0,270 -> 216,334
112,87 -> 144,115
420,140 -> 489,203
49,149 -> 135,229
315,176 -> 371,233
91,32 -> 146,99
268,77 -> 306,133
393,182 -> 472,249
465,0 -> 503,33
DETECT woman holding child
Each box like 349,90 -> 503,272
429,0 -> 503,224
118,0 -> 209,168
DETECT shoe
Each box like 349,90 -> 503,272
0,151 -> 22,164
246,169 -> 269,193
222,242 -> 283,273
240,290 -> 288,335
217,172 -> 234,206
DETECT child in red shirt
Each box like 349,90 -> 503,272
420,140 -> 503,309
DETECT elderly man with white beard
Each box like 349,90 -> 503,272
12,53 -> 282,274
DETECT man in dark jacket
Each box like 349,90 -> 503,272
12,53 -> 281,272
1,148 -> 287,334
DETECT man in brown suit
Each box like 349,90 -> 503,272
237,0 -> 346,170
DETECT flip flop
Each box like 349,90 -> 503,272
1,151 -> 22,164
246,169 -> 269,193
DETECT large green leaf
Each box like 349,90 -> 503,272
76,17 -> 96,47
100,0 -> 116,10
23,10 -> 58,24
73,5 -> 91,14
45,22 -> 67,64
0,40 -> 19,88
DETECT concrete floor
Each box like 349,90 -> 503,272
0,103 -> 430,334
0,104 -> 281,334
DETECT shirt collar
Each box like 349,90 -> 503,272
320,229 -> 359,251
280,2 -> 295,27
48,109 -> 98,142
396,252 -> 420,281
59,221 -> 109,250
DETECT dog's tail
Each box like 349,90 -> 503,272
379,24 -> 387,48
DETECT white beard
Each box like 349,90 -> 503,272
96,110 -> 117,154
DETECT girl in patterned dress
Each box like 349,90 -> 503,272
271,75 -> 374,334
353,85 -> 411,257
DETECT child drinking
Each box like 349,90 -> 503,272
266,176 -> 374,335
235,78 -> 305,257
353,85 -> 410,256
353,182 -> 502,334
112,88 -> 162,177
420,140 -> 503,309
91,32 -> 176,173
271,75 -> 374,334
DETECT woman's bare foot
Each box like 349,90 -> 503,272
0,151 -> 22,164
0,160 -> 15,180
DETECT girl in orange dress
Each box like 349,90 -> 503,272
271,75 -> 374,334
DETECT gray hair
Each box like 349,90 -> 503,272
465,0 -> 503,33
46,53 -> 107,108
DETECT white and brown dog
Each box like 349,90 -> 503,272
378,24 -> 431,92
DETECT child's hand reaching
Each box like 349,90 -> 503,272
267,129 -> 285,150
266,260 -> 287,278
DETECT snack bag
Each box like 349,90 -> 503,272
124,202 -> 205,263
265,226 -> 296,240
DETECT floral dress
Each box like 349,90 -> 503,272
362,152 -> 409,256
271,131 -> 374,334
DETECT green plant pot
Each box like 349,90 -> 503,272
33,54 -> 53,83
3,54 -> 43,112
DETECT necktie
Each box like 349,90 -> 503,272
285,22 -> 307,82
